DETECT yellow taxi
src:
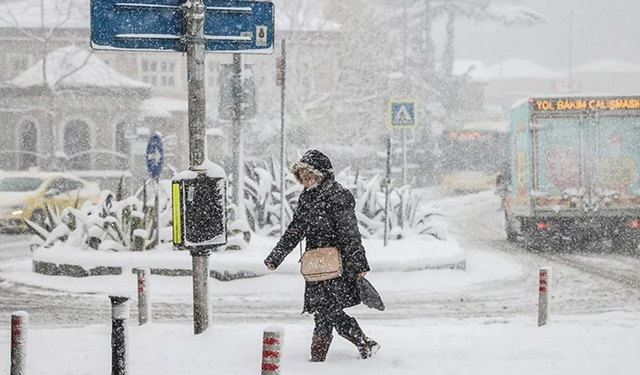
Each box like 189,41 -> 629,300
441,171 -> 499,194
0,172 -> 101,232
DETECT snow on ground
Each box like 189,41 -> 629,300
0,230 -> 522,303
1,313 -> 639,375
2,190 -> 637,374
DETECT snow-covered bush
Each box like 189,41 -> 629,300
336,171 -> 447,241
29,178 -> 252,251
27,188 -> 166,252
240,157 -> 301,236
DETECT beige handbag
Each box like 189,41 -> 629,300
300,247 -> 343,282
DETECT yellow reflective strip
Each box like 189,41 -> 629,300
172,183 -> 182,244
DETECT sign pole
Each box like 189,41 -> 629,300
183,0 -> 211,335
279,38 -> 287,236
402,129 -> 407,186
383,136 -> 391,247
145,133 -> 164,249
232,53 -> 245,220
154,176 -> 160,245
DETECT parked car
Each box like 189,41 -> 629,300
0,172 -> 101,232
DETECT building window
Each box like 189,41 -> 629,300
115,122 -> 130,169
140,58 -> 176,87
7,54 -> 31,79
19,121 -> 38,170
64,120 -> 91,171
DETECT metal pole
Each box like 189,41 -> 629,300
154,177 -> 160,247
568,11 -> 573,90
109,296 -> 130,375
10,311 -> 27,375
402,129 -> 407,186
279,39 -> 287,236
383,137 -> 391,247
232,53 -> 245,219
402,0 -> 407,71
183,0 -> 206,168
191,250 -> 211,334
183,0 -> 211,335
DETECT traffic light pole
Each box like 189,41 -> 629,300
183,0 -> 211,335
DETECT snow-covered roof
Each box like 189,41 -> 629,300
8,46 -> 150,90
140,97 -> 188,118
0,0 -> 89,29
452,60 -> 487,82
485,59 -> 565,80
573,58 -> 640,74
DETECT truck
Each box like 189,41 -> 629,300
503,95 -> 640,252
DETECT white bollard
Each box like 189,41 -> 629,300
136,268 -> 151,325
261,326 -> 284,375
11,311 -> 28,375
538,266 -> 552,326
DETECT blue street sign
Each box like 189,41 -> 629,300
388,100 -> 417,129
146,133 -> 165,180
90,0 -> 275,54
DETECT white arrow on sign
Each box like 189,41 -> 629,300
147,148 -> 162,165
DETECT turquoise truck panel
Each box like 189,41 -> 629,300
505,95 -> 640,248
508,96 -> 640,217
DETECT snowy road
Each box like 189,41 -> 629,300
1,192 -> 639,327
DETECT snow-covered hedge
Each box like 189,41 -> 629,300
29,179 -> 251,252
237,161 -> 447,241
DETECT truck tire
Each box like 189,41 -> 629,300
505,212 -> 518,243
523,230 -> 540,251
613,236 -> 640,254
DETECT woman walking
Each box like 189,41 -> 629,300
264,150 -> 380,362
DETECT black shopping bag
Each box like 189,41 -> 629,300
358,277 -> 385,311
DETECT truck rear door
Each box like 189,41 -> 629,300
531,116 -> 586,210
593,114 -> 640,206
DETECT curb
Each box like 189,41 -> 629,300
32,260 -> 263,281
31,258 -> 466,280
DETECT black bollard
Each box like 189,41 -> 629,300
109,295 -> 130,375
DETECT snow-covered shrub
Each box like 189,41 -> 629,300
240,157 -> 301,236
30,177 -> 254,251
336,172 -> 447,241
28,178 -> 170,251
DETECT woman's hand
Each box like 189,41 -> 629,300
266,263 -> 276,271
358,272 -> 367,278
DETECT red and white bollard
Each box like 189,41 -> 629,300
136,267 -> 151,325
538,266 -> 552,327
11,311 -> 28,375
261,326 -> 284,375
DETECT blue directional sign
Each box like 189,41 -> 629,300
146,133 -> 165,180
90,0 -> 275,54
388,99 -> 417,129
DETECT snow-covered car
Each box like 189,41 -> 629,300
0,172 -> 101,232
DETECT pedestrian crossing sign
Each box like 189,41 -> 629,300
389,100 -> 416,128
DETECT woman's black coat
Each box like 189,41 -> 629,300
264,177 -> 370,314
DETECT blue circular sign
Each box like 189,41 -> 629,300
146,133 -> 164,180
